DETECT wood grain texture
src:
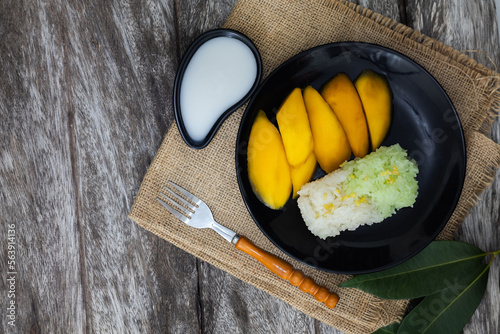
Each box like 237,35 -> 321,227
0,0 -> 498,333
356,0 -> 400,22
406,1 -> 500,334
0,0 -> 198,333
0,0 -> 85,332
407,0 -> 500,70
63,0 -> 200,333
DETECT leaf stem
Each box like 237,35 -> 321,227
342,252 -> 489,285
488,249 -> 500,264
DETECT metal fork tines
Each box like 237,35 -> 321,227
157,181 -> 340,309
157,181 -> 239,244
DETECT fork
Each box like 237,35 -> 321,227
157,181 -> 339,309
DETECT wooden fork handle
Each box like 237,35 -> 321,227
235,236 -> 339,308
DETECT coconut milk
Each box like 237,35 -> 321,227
180,36 -> 258,142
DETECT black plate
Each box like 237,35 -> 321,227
235,42 -> 466,274
173,29 -> 262,149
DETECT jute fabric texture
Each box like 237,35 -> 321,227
129,0 -> 500,332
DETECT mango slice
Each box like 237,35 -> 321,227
354,70 -> 393,150
290,153 -> 317,199
276,88 -> 314,167
321,73 -> 369,158
303,86 -> 351,173
247,110 -> 292,209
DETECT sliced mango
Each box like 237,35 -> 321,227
276,88 -> 314,167
247,110 -> 292,209
321,73 -> 369,158
354,70 -> 393,150
303,86 -> 351,173
290,153 -> 317,199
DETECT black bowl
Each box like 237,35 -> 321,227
235,42 -> 466,274
173,29 -> 262,149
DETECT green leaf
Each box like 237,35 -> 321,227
396,263 -> 489,334
371,322 -> 400,334
340,241 -> 486,299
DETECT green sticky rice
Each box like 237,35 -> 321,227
297,144 -> 419,239
341,144 -> 419,217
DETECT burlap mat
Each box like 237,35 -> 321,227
129,0 -> 500,333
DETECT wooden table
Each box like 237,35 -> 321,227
1,0 -> 499,333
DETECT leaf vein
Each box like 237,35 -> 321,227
421,264 -> 490,334
345,253 -> 486,285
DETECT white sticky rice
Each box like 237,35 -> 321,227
297,144 -> 419,239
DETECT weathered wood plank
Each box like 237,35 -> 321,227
176,0 -> 240,53
406,1 -> 500,334
407,0 -> 500,70
356,0 -> 400,22
62,0 -> 201,332
0,1 -> 85,332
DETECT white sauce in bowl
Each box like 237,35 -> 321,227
180,36 -> 258,142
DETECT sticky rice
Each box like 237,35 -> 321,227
297,144 -> 419,239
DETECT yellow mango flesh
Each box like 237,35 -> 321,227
291,153 -> 317,199
303,86 -> 351,173
354,70 -> 392,150
247,110 -> 292,209
276,88 -> 314,167
321,73 -> 369,158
